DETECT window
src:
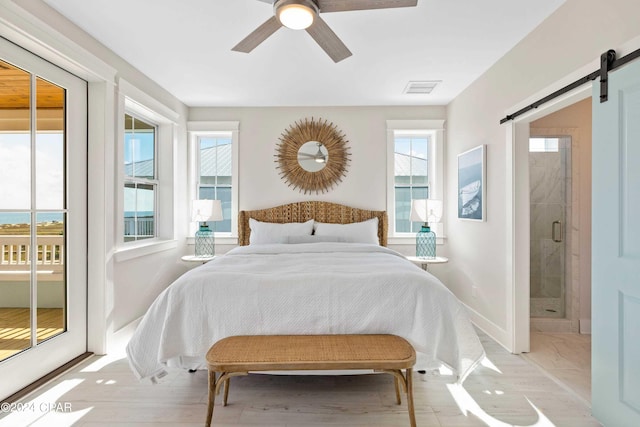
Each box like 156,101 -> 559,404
197,134 -> 232,233
386,120 -> 445,240
124,113 -> 157,241
394,132 -> 430,233
529,137 -> 559,152
188,121 -> 239,239
116,79 -> 179,257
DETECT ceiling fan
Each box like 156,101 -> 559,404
232,0 -> 418,63
298,142 -> 327,163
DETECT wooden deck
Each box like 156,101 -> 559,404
0,308 -> 64,361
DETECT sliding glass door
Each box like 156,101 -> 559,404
0,37 -> 87,399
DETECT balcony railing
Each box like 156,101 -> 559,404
124,216 -> 154,240
0,236 -> 64,282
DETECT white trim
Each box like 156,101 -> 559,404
119,79 -> 179,124
499,36 -> 636,352
187,121 -> 240,239
386,119 -> 445,131
580,319 -> 592,335
186,236 -> 238,246
0,35 -> 88,398
500,37 -> 640,352
87,81 -> 116,355
0,1 -> 116,83
188,121 -> 240,132
116,80 -> 180,248
386,119 -> 446,238
113,239 -> 178,263
463,302 -> 512,353
387,235 -> 446,246
109,316 -> 143,353
505,83 -> 592,354
1,4 -> 113,365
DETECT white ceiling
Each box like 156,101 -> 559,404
42,0 -> 565,107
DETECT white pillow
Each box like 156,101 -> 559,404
313,217 -> 379,244
249,218 -> 314,245
282,235 -> 345,244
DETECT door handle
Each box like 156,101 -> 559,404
552,220 -> 562,243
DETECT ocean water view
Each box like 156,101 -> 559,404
0,212 -> 64,225
0,211 -> 154,225
124,211 -> 154,218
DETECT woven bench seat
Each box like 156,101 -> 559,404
205,334 -> 417,427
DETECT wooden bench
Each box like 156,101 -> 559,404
205,334 -> 417,427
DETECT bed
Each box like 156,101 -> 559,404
126,201 -> 485,383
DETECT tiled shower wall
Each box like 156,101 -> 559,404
529,137 -> 571,318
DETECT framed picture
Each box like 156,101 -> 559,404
457,145 -> 486,221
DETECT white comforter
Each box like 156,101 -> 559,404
126,243 -> 484,382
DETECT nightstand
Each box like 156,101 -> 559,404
181,255 -> 216,265
406,256 -> 449,271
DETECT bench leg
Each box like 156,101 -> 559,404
406,369 -> 416,427
223,377 -> 230,406
205,370 -> 216,427
377,368 -> 415,425
377,369 -> 407,405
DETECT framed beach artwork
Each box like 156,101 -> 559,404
457,145 -> 486,221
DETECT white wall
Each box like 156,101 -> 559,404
3,1 -> 191,341
446,0 -> 640,348
3,1 -> 450,346
189,106 -> 445,209
12,0 -> 640,354
189,106 -> 448,258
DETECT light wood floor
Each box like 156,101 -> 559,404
521,330 -> 592,405
0,308 -> 64,361
0,330 -> 601,427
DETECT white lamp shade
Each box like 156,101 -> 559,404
410,199 -> 443,224
191,199 -> 223,222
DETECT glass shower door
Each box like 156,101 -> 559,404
529,137 -> 570,318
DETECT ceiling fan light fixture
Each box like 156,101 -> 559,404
276,1 -> 317,30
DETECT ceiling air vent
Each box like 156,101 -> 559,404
404,81 -> 440,94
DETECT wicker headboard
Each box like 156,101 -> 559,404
238,201 -> 388,246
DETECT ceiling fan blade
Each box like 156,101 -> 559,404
232,16 -> 282,53
305,16 -> 352,63
318,0 -> 417,13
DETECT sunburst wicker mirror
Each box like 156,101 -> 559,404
275,117 -> 351,194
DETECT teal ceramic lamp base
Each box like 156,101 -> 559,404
416,224 -> 436,259
195,223 -> 214,256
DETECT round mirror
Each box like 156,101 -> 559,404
276,117 -> 350,195
297,141 -> 329,172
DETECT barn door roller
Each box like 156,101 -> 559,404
600,49 -> 616,103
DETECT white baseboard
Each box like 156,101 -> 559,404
462,302 -> 512,353
579,318 -> 591,335
108,316 -> 143,354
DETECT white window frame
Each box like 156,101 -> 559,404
386,119 -> 445,244
114,79 -> 179,261
123,112 -> 158,242
187,121 -> 239,244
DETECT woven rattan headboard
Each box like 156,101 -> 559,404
238,201 -> 388,246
